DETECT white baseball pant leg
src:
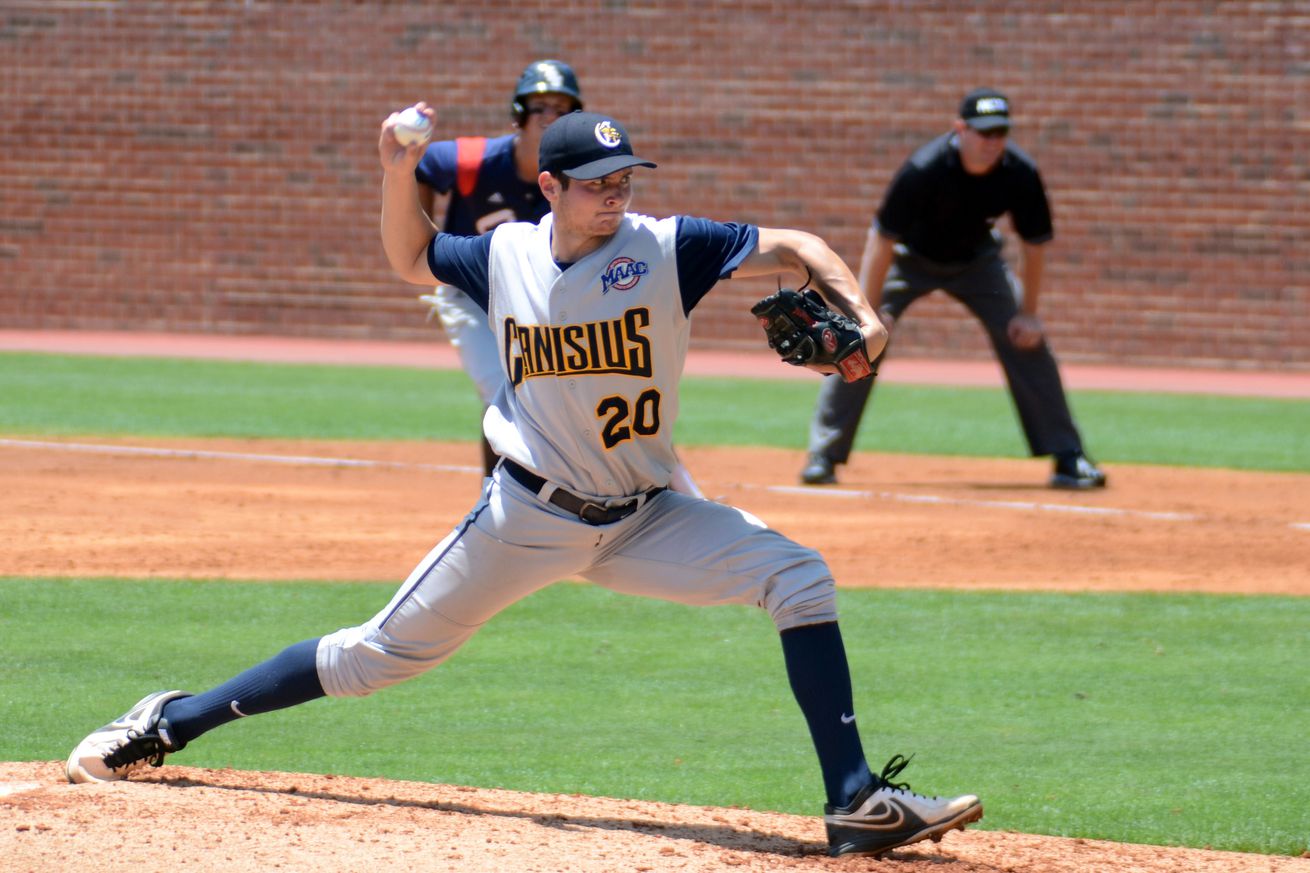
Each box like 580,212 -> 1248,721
316,471 -> 836,697
430,285 -> 504,406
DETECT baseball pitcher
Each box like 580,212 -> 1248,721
67,106 -> 983,859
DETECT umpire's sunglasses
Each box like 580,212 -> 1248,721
977,127 -> 1010,139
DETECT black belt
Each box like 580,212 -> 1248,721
501,459 -> 666,526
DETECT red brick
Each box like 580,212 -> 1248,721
0,2 -> 1304,367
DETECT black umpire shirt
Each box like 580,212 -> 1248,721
875,132 -> 1054,265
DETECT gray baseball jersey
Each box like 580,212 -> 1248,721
317,211 -> 839,697
484,212 -> 685,496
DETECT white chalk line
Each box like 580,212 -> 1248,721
764,484 -> 1198,522
0,437 -> 479,475
3,437 -> 1305,531
0,781 -> 42,797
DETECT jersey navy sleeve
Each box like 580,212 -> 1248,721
414,140 -> 458,194
426,233 -> 493,311
674,216 -> 760,315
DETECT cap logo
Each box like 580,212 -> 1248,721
535,62 -> 566,91
975,97 -> 1008,115
594,120 -> 623,149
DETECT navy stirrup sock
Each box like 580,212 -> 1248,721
160,637 -> 326,746
780,622 -> 873,808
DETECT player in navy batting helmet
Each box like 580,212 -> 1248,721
511,59 -> 583,125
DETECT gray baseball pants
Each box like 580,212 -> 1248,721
317,470 -> 837,698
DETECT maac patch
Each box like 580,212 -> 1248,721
601,256 -> 648,293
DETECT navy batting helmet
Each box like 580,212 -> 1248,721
511,59 -> 583,125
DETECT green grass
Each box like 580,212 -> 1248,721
2,352 -> 1308,471
0,352 -> 487,442
677,377 -> 1309,472
2,577 -> 1305,856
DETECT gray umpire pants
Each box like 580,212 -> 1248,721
808,246 -> 1085,464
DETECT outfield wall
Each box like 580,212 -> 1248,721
1,2 -> 1305,369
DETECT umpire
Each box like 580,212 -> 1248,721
800,88 -> 1106,490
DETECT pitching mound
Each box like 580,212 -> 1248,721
3,762 -> 1304,872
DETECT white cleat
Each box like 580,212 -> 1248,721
824,754 -> 983,857
66,690 -> 191,783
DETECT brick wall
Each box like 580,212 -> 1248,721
2,1 -> 1306,369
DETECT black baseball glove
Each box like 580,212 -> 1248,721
751,289 -> 873,382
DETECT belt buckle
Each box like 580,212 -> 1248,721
580,496 -> 639,525
577,501 -> 606,525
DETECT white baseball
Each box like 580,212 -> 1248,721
393,105 -> 432,147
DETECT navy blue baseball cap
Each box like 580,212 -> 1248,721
960,88 -> 1011,130
538,111 -> 657,180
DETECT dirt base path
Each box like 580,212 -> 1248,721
2,435 -> 1306,592
3,436 -> 1308,871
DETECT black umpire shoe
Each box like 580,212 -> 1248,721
800,453 -> 837,485
1050,452 -> 1107,490
824,754 -> 983,857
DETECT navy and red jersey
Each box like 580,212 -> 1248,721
415,134 -> 548,236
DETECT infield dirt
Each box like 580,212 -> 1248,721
3,436 -> 1306,593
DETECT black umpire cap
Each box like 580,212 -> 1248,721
538,112 -> 657,180
959,88 -> 1012,130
